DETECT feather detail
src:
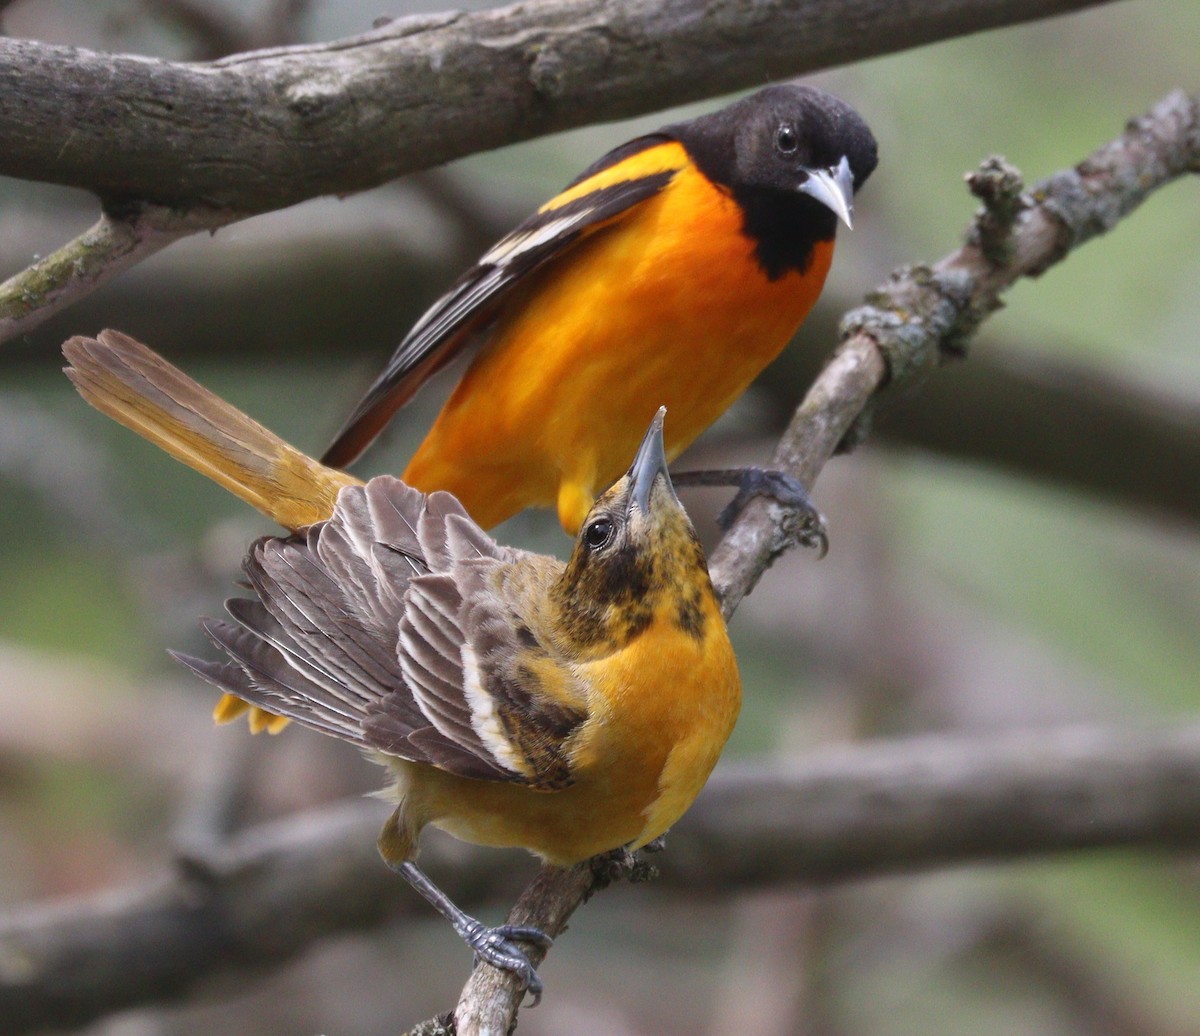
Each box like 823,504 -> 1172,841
180,475 -> 590,787
320,164 -> 679,468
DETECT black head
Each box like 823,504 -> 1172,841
667,85 -> 878,277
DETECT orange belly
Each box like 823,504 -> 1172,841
403,155 -> 835,532
388,592 -> 741,867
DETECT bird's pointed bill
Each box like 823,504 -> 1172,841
628,407 -> 676,515
798,155 -> 855,229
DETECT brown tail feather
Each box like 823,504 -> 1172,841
63,330 -> 361,532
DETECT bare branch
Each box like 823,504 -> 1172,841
0,0 -> 1115,213
5,723 -> 1200,1034
453,87 -> 1200,1029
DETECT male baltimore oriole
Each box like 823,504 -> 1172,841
321,83 -> 877,534
63,331 -> 741,999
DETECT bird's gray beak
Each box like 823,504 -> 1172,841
628,407 -> 676,515
798,154 -> 855,229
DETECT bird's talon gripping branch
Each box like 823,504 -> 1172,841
466,924 -> 548,1005
491,923 -> 555,949
674,466 -> 827,551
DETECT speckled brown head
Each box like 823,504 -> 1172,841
553,408 -> 713,653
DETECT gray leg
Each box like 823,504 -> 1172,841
394,860 -> 553,1005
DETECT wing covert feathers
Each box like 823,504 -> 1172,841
320,148 -> 680,468
183,476 -> 587,786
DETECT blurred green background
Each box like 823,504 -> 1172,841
1,0 -> 1198,1033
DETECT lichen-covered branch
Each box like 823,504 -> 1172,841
0,205 -> 228,342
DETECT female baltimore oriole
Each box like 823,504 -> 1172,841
63,331 -> 741,1000
321,83 -> 877,534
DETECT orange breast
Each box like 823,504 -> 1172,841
403,143 -> 835,531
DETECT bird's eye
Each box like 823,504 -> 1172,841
775,123 -> 799,155
583,517 -> 614,550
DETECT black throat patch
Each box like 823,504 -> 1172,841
731,187 -> 838,281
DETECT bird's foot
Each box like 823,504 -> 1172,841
462,920 -> 553,1006
672,466 -> 827,553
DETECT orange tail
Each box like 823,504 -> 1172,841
63,330 -> 360,531
63,329 -> 364,733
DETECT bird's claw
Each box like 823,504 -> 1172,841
715,468 -> 828,554
493,923 -> 554,949
464,921 -> 552,1006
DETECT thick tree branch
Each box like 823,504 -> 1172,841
0,0 -> 1118,344
453,87 -> 1200,1031
0,0 -> 1114,213
4,723 -> 1200,1035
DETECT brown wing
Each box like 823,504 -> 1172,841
175,476 -> 588,786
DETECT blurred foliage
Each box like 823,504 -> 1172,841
1,0 -> 1198,1033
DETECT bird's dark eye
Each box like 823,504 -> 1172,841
583,517 -> 614,550
775,123 -> 799,155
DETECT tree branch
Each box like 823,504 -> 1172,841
0,204 -> 229,342
5,723 -> 1200,1035
451,87 -> 1200,1031
0,0 -> 1114,213
0,0 -> 1120,346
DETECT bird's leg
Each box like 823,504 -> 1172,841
392,860 -> 553,1005
671,467 -> 828,554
